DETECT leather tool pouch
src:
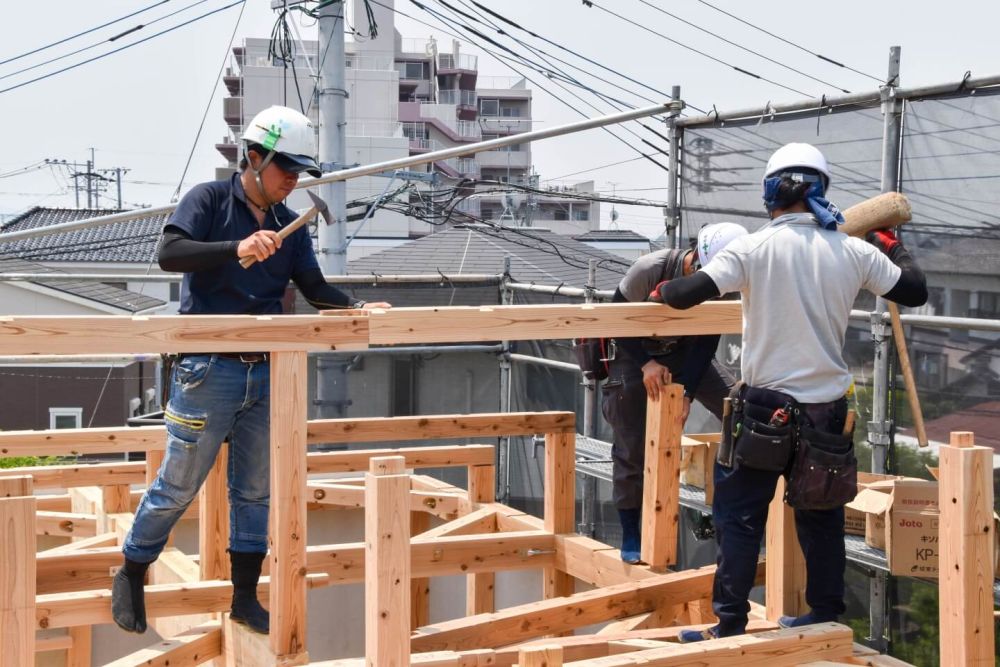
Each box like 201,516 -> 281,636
717,382 -> 743,468
729,385 -> 797,472
785,425 -> 857,510
573,338 -> 609,382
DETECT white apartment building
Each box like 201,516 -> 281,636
215,0 -> 599,259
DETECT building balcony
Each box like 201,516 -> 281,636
437,52 -> 478,72
479,117 -> 532,134
438,89 -> 477,108
223,97 -> 243,126
476,149 -> 531,170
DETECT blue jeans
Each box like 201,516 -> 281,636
123,354 -> 271,562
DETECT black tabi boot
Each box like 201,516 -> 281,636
111,557 -> 151,633
229,551 -> 270,634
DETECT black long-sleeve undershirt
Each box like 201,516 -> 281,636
158,226 -> 355,310
881,246 -> 928,307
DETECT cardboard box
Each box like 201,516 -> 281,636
844,473 -> 901,538
847,478 -> 940,576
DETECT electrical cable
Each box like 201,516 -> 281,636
0,0 -> 245,96
0,0 -> 170,67
171,0 -> 247,202
692,0 -> 884,84
541,156 -> 645,182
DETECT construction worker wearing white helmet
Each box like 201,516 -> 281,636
655,143 -> 927,643
600,222 -> 745,563
111,105 -> 390,637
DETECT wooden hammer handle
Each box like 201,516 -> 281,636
888,301 -> 929,447
238,205 -> 319,269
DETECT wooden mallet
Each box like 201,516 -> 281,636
840,192 -> 928,448
239,189 -> 333,269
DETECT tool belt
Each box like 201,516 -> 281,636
719,383 -> 857,510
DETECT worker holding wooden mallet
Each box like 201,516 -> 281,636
111,106 -> 389,637
653,143 -> 928,643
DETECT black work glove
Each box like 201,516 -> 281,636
647,279 -> 669,303
866,228 -> 901,256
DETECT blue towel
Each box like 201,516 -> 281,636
804,180 -> 845,230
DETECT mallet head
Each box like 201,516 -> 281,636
307,189 -> 334,225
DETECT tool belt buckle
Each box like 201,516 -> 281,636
239,352 -> 267,364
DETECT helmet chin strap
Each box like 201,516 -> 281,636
243,143 -> 278,209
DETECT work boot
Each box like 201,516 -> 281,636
618,508 -> 643,564
678,625 -> 719,643
111,557 -> 151,633
229,551 -> 269,634
778,611 -> 835,628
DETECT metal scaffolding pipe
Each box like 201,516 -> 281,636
507,353 -> 581,373
0,354 -> 160,364
0,272 -> 502,285
330,344 -> 503,356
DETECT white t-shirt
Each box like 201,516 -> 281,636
702,213 -> 901,403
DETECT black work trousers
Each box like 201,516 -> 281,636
711,393 -> 849,636
601,354 -> 733,510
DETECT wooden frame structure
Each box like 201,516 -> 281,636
0,304 -> 993,666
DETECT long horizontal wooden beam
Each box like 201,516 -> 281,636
0,314 -> 368,355
410,565 -> 719,652
308,412 -> 574,444
37,511 -> 96,538
306,531 -> 555,584
0,461 -> 145,490
366,302 -> 741,344
35,574 -> 329,630
308,444 -> 495,472
103,621 -> 222,667
308,482 -> 461,519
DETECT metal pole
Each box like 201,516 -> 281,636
498,256 -> 513,504
666,85 -> 682,249
867,44 -> 902,656
582,260 -> 598,438
116,168 -> 123,209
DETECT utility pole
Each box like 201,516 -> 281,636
316,0 -> 350,420
318,0 -> 347,275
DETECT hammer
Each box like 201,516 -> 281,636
239,190 -> 333,269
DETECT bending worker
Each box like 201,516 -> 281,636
657,143 -> 927,642
604,222 -> 743,563
111,106 -> 391,635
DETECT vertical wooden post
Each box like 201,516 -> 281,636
641,385 -> 683,571
66,626 -> 92,667
765,477 -> 806,621
467,463 -> 496,615
939,431 -> 995,667
0,477 -> 35,667
101,484 -> 131,534
365,456 -> 411,667
518,644 -> 563,667
410,511 -> 430,630
269,351 -> 309,661
543,432 -> 575,601
200,442 -> 231,581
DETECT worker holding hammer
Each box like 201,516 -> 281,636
658,143 -> 927,642
112,105 -> 390,636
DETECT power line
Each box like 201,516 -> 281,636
581,0 -> 813,97
0,0 -> 246,96
635,0 -> 853,93
0,0 -> 170,67
541,156 -> 645,181
692,0 -> 884,84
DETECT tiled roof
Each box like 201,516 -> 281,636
0,256 -> 165,313
0,206 -> 168,264
573,229 -> 651,242
301,225 -> 630,309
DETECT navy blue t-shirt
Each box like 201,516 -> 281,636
168,174 -> 320,314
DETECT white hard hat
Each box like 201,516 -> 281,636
242,106 -> 321,177
697,222 -> 748,267
764,142 -> 831,187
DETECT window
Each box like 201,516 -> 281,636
500,104 -> 521,117
479,98 -> 499,116
573,209 -> 589,221
553,209 -> 568,221
49,407 -> 82,429
396,61 -> 429,80
975,291 -> 1000,318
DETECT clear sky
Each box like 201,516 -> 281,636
2,0 -> 998,238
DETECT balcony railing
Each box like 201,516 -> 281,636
455,120 -> 482,139
476,76 -> 528,90
399,37 -> 433,54
348,122 -> 404,138
438,52 -> 478,70
438,89 -> 477,107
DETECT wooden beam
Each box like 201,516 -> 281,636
309,412 -> 574,445
36,511 -> 97,538
365,456 -> 411,667
938,431 -> 995,667
410,565 -> 718,652
66,626 -> 91,667
365,302 -> 742,344
0,426 -> 165,458
641,385 -> 683,571
36,547 -> 120,595
544,432 -> 575,535
223,615 -> 308,667
765,476 -> 806,621
0,313 -> 368,355
104,621 -> 222,667
35,575 -> 329,630
200,442 -> 230,581
0,462 -> 146,491
34,634 -> 73,653
0,494 -> 36,667
553,533 -> 658,589
519,644 -> 563,667
308,482 -> 461,520
466,463 -> 496,616
411,511 -> 430,631
0,474 -> 32,497
308,444 -> 495,473
415,507 -> 497,540
269,350 -> 309,659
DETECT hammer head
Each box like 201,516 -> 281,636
307,189 -> 334,225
